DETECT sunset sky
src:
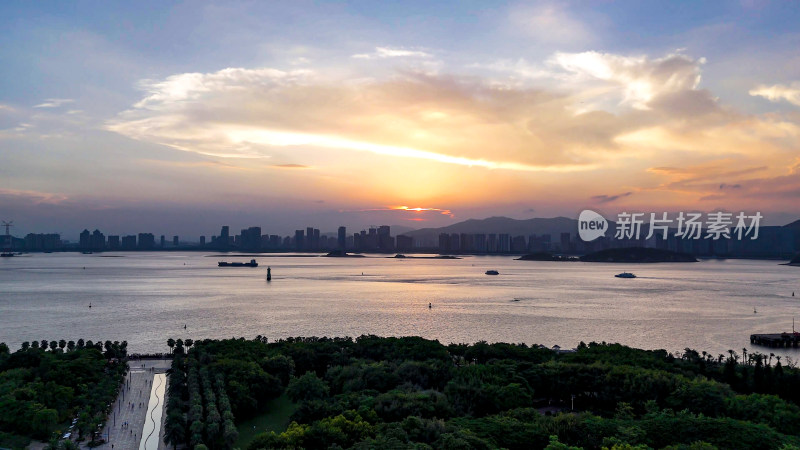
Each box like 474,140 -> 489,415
2,1 -> 800,238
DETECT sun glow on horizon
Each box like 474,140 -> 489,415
339,206 -> 456,220
390,206 -> 454,217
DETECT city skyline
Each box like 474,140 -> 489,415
11,214 -> 798,260
2,1 -> 800,233
6,209 -> 800,244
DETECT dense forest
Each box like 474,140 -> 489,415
0,339 -> 127,449
164,336 -> 800,449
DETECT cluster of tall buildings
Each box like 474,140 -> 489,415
438,232 -> 569,254
641,226 -> 796,258
9,222 -> 797,258
23,233 -> 63,251
17,229 -> 187,252
74,229 -> 161,251
14,224 -> 415,253
435,226 -> 796,258
351,225 -> 401,252
209,225 -> 414,253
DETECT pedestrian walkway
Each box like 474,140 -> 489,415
87,359 -> 172,450
140,373 -> 167,450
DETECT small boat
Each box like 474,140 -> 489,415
615,272 -> 636,278
485,270 -> 499,275
218,259 -> 258,267
0,252 -> 13,257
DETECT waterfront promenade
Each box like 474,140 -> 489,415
85,358 -> 172,450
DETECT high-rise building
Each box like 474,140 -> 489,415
269,235 -> 281,249
450,233 -> 460,252
498,234 -> 510,252
107,235 -> 120,250
511,235 -> 527,252
173,236 -> 179,246
240,227 -> 262,250
306,227 -> 314,250
218,226 -> 230,249
121,235 -> 137,249
79,229 -> 91,250
560,232 -> 571,252
24,233 -> 62,251
295,230 -> 305,251
377,225 -> 393,252
138,233 -> 155,250
366,228 -> 378,251
160,235 -> 166,248
541,234 -> 552,252
487,234 -> 497,253
474,234 -> 487,253
396,235 -> 413,251
459,233 -> 473,252
338,226 -> 346,250
438,233 -> 450,252
200,236 -> 206,245
91,229 -> 105,251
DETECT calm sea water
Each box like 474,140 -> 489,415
1,252 -> 799,360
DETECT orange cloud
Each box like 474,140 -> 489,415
390,206 -> 454,217
341,205 -> 454,218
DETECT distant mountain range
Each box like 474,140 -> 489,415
388,225 -> 418,235
401,215 -> 800,246
785,219 -> 800,230
403,216 -> 578,243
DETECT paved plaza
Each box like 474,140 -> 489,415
84,358 -> 172,450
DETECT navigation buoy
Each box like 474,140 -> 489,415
267,267 -> 272,282
428,302 -> 432,309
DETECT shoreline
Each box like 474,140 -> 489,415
3,249 -> 797,263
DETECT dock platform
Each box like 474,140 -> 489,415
750,332 -> 800,348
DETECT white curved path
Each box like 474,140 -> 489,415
139,373 -> 166,450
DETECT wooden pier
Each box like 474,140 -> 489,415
750,332 -> 800,348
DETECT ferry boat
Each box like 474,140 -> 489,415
218,259 -> 258,268
485,270 -> 499,275
615,272 -> 636,278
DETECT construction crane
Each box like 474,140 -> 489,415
1,220 -> 13,256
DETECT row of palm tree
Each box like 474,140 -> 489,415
167,338 -> 194,355
19,339 -> 127,354
680,347 -> 791,368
